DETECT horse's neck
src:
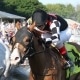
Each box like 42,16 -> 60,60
33,36 -> 44,52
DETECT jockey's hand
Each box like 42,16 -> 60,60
45,41 -> 52,48
46,41 -> 52,44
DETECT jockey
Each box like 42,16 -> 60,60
28,9 -> 74,69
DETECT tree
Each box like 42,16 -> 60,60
2,0 -> 47,19
0,0 -> 5,11
45,4 -> 75,19
65,4 -> 75,19
75,5 -> 80,22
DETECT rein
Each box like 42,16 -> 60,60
27,49 -> 45,57
25,41 -> 46,57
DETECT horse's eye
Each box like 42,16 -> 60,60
26,39 -> 29,42
23,37 -> 30,42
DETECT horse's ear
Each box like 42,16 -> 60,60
10,36 -> 16,45
12,36 -> 16,43
28,21 -> 36,31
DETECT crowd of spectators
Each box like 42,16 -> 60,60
69,23 -> 80,45
0,20 -> 26,47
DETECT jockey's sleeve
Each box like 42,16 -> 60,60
50,20 -> 60,43
56,15 -> 68,31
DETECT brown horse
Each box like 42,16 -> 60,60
10,26 -> 66,80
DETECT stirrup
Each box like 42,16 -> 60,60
63,61 -> 73,69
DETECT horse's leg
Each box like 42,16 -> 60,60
70,72 -> 80,80
29,71 -> 34,80
3,52 -> 11,77
3,59 -> 11,77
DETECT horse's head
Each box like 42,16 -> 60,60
10,26 -> 33,65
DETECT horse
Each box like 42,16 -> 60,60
67,42 -> 80,53
0,38 -> 29,80
10,26 -> 66,80
65,42 -> 80,80
0,38 -> 11,79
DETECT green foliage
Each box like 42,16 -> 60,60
75,5 -> 80,22
2,0 -> 47,19
65,4 -> 75,19
45,3 -> 80,22
0,0 -> 80,22
0,0 -> 5,11
45,4 -> 75,18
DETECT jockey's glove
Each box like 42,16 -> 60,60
45,41 -> 52,48
38,38 -> 52,48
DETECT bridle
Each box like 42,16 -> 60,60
18,37 -> 46,64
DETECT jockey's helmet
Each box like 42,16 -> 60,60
32,9 -> 48,27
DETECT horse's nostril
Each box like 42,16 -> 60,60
15,57 -> 19,60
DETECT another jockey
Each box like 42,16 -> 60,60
28,9 -> 74,69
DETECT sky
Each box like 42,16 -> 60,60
38,0 -> 80,7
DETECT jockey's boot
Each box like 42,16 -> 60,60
58,46 -> 74,69
62,54 -> 74,69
